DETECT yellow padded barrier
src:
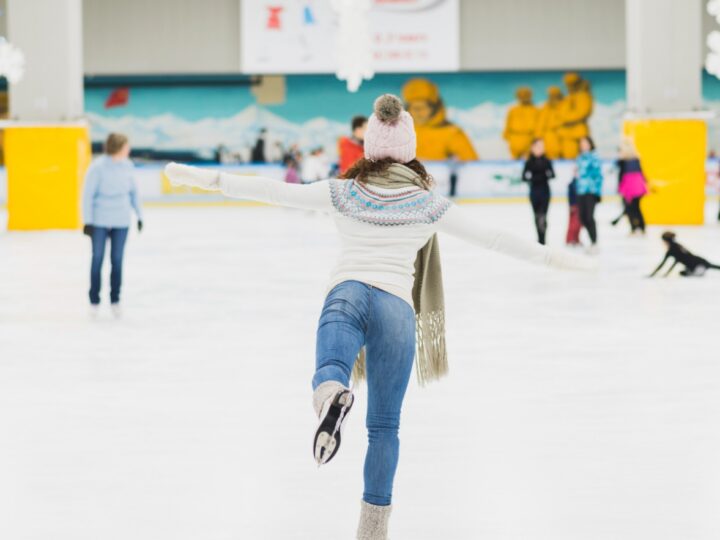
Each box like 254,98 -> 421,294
623,119 -> 706,225
6,126 -> 91,230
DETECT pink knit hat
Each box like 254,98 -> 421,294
364,94 -> 417,163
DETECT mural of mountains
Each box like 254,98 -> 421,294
88,100 -> 628,161
87,105 -> 348,161
84,70 -> 720,162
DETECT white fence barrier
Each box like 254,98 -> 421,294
1,160 -> 719,205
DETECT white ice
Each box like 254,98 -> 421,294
1,201 -> 720,540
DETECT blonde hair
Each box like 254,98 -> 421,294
105,133 -> 129,156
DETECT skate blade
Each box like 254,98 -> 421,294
313,391 -> 354,466
315,432 -> 337,465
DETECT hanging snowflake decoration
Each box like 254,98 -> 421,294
707,52 -> 720,78
331,0 -> 374,93
0,37 -> 25,84
707,2 -> 720,78
709,0 -> 720,22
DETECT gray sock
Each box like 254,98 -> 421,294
357,500 -> 392,540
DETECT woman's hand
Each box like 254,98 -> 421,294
83,224 -> 94,237
164,162 -> 220,190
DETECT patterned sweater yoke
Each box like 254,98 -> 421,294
329,178 -> 451,227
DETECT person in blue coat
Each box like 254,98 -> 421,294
82,133 -> 143,316
575,136 -> 603,252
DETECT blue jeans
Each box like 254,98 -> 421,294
89,227 -> 129,305
314,281 -> 416,506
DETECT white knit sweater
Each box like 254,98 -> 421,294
165,163 -> 593,307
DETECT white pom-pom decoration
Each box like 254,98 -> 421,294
330,0 -> 374,93
708,30 -> 720,52
707,2 -> 720,79
0,38 -> 25,84
709,0 -> 720,22
707,52 -> 720,77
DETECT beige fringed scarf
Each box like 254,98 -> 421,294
350,164 -> 448,386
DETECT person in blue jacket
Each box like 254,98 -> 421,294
575,136 -> 603,252
82,133 -> 143,316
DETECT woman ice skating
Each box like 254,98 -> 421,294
649,232 -> 720,277
165,94 -> 593,540
614,141 -> 648,234
82,133 -> 143,318
522,139 -> 555,244
575,136 -> 603,253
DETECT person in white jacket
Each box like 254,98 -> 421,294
301,146 -> 331,183
165,94 -> 594,540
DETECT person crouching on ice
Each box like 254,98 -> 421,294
164,94 -> 594,540
649,232 -> 720,277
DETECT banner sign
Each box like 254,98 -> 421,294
241,0 -> 459,74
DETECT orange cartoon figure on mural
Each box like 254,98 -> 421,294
401,78 -> 478,161
534,86 -> 564,159
503,87 -> 539,160
557,73 -> 593,159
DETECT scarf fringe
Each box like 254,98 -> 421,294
351,309 -> 448,386
415,309 -> 448,385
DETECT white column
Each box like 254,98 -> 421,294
7,0 -> 83,121
626,0 -> 702,114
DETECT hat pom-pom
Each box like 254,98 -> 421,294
374,94 -> 403,123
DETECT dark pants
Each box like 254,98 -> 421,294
529,185 -> 550,244
626,197 -> 646,232
611,199 -> 627,226
449,172 -> 458,197
89,227 -> 129,305
577,194 -> 598,244
681,255 -> 720,276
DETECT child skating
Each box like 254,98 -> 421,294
566,177 -> 582,246
165,95 -> 593,539
614,140 -> 648,234
649,232 -> 720,277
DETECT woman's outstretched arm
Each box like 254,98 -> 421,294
164,163 -> 332,211
436,205 -> 596,271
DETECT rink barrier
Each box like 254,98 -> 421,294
624,119 -> 707,225
0,159 -> 719,208
5,126 -> 91,230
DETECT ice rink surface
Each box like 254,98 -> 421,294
1,201 -> 720,540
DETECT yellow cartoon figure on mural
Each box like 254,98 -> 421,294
558,73 -> 594,159
503,87 -> 539,159
401,78 -> 478,161
534,86 -> 564,159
